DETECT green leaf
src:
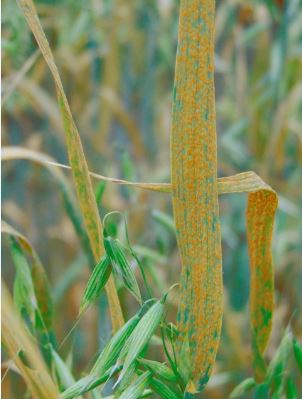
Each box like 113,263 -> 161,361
253,383 -> 270,399
293,338 -> 302,373
95,181 -> 107,206
163,322 -> 179,343
2,221 -> 54,333
9,237 -> 37,329
79,255 -> 112,315
286,376 -> 298,399
104,236 -> 142,303
229,378 -> 256,398
50,347 -> 76,390
268,330 -> 292,394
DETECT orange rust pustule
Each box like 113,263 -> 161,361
170,0 -> 222,392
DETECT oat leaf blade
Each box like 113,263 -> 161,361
50,347 -> 76,391
170,0 -> 223,393
293,338 -> 302,373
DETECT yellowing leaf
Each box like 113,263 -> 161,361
219,171 -> 278,380
16,0 -> 123,331
170,0 -> 223,393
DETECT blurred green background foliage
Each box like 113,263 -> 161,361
2,0 -> 302,397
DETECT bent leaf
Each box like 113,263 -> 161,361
17,0 -> 123,331
219,171 -> 278,379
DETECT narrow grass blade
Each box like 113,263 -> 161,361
1,282 -> 59,399
79,255 -> 112,315
118,372 -> 151,399
229,378 -> 256,398
267,330 -> 292,395
16,0 -> 123,331
50,347 -> 76,390
170,0 -> 223,393
286,376 -> 298,399
2,49 -> 39,105
104,237 -> 142,303
9,237 -> 37,329
253,382 -> 270,399
115,299 -> 165,386
293,338 -> 302,373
